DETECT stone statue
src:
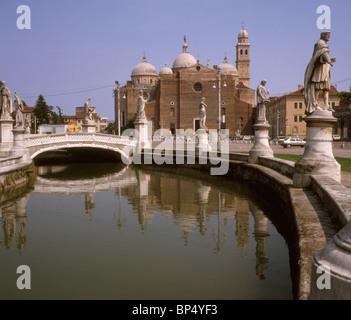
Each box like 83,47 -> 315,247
84,97 -> 94,122
256,79 -> 269,123
24,114 -> 30,133
199,97 -> 207,129
136,90 -> 150,121
0,81 -> 13,118
14,92 -> 24,128
304,31 -> 336,115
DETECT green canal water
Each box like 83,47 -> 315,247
0,163 -> 293,299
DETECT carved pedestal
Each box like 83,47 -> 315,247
134,119 -> 150,150
248,123 -> 273,163
293,109 -> 340,188
0,117 -> 14,154
196,128 -> 211,155
9,128 -> 30,160
309,221 -> 351,300
82,121 -> 96,133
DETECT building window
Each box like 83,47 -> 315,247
294,102 -> 298,109
150,79 -> 153,84
193,82 -> 203,92
299,115 -> 303,122
299,102 -> 303,109
240,49 -> 243,55
170,107 -> 175,117
245,49 -> 248,55
294,115 -> 298,122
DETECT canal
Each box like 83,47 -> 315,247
0,162 -> 293,299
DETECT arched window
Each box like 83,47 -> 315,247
240,49 -> 243,55
245,49 -> 248,55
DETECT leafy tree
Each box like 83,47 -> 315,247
121,118 -> 135,133
338,88 -> 351,105
105,122 -> 116,134
51,106 -> 64,124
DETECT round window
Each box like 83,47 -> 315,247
193,82 -> 203,92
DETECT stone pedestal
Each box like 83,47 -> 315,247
134,119 -> 150,150
82,121 -> 96,133
293,109 -> 340,188
309,220 -> 351,300
9,128 -> 30,160
248,122 -> 273,163
196,128 -> 211,154
0,117 -> 14,153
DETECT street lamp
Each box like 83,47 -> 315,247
115,81 -> 121,136
213,69 -> 225,146
276,110 -> 280,137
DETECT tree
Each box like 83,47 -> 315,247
105,122 -> 116,134
337,91 -> 351,105
33,94 -> 52,125
51,106 -> 64,124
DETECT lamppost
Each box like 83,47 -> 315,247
213,69 -> 227,146
276,110 -> 280,137
115,81 -> 121,136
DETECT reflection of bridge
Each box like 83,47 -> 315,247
24,132 -> 137,162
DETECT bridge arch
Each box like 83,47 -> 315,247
24,133 -> 136,164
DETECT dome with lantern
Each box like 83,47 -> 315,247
131,55 -> 158,76
217,56 -> 239,76
159,63 -> 173,75
172,36 -> 197,69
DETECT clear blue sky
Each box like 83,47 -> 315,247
1,0 -> 350,120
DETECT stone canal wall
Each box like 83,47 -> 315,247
137,150 -> 351,300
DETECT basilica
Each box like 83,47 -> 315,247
115,27 -> 255,136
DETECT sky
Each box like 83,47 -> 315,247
1,0 -> 350,121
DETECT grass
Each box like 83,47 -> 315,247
274,154 -> 351,173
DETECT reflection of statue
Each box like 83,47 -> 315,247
304,31 -> 336,115
84,97 -> 94,121
0,81 -> 13,118
14,92 -> 24,128
199,97 -> 207,129
136,90 -> 150,121
256,80 -> 269,122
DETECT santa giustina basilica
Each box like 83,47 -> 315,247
115,27 -> 255,136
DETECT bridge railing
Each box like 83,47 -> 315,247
24,132 -> 137,148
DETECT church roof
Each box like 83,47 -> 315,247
159,63 -> 173,75
172,36 -> 197,69
238,26 -> 249,39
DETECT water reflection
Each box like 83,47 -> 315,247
0,164 -> 274,282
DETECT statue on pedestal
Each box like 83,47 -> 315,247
136,90 -> 150,121
256,79 -> 270,123
24,114 -> 30,134
84,97 -> 94,122
304,31 -> 336,115
0,81 -> 13,118
199,97 -> 207,129
14,92 -> 24,128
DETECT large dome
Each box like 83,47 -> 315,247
218,56 -> 239,76
131,56 -> 157,76
172,36 -> 197,69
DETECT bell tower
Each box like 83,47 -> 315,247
236,26 -> 250,87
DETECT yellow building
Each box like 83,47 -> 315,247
266,85 -> 340,139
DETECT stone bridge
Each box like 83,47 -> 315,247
23,132 -> 137,163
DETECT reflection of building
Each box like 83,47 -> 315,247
266,85 -> 340,139
115,28 -> 255,136
234,198 -> 250,252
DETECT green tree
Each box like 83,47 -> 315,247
121,118 -> 135,133
337,90 -> 351,105
51,106 -> 64,124
33,94 -> 52,125
105,122 -> 116,134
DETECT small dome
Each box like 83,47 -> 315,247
172,36 -> 197,69
218,56 -> 239,76
159,63 -> 173,75
131,56 -> 157,76
238,26 -> 248,39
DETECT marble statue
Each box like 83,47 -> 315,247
256,79 -> 269,122
14,92 -> 24,128
24,114 -> 30,133
136,90 -> 150,121
0,81 -> 13,118
84,97 -> 94,121
199,97 -> 207,129
304,31 -> 336,115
